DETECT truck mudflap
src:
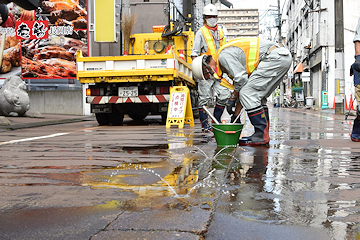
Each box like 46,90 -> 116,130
87,94 -> 170,104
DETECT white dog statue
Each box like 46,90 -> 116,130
0,76 -> 30,116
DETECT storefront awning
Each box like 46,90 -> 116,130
294,62 -> 303,74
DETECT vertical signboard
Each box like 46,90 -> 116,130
0,1 -> 88,80
166,86 -> 194,129
94,0 -> 116,42
322,90 -> 329,109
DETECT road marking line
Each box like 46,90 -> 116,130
0,125 -> 103,146
0,133 -> 69,146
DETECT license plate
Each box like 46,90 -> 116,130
118,86 -> 138,97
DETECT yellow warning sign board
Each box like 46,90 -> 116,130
166,86 -> 194,129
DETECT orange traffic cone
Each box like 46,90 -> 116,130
179,49 -> 185,60
350,94 -> 355,110
165,45 -> 172,54
345,95 -> 349,110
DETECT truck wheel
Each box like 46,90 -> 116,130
95,113 -> 110,125
108,112 -> 124,125
161,113 -> 167,125
128,112 -> 148,121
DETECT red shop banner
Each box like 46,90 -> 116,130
15,21 -> 49,40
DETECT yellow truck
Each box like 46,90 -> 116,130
76,24 -> 197,125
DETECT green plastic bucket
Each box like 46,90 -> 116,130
212,124 -> 243,147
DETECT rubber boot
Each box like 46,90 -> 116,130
199,108 -> 212,132
240,106 -> 267,140
239,106 -> 269,146
351,116 -> 360,142
213,104 -> 225,123
263,105 -> 270,133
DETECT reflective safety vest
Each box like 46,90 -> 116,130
200,26 -> 226,56
213,38 -> 260,78
275,89 -> 280,96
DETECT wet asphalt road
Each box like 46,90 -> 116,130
0,106 -> 360,239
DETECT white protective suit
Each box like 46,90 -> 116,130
217,39 -> 292,110
191,28 -> 231,107
354,17 -> 360,43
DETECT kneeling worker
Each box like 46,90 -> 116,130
192,38 -> 292,146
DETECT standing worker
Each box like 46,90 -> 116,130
350,17 -> 360,141
192,37 -> 292,146
191,4 -> 230,132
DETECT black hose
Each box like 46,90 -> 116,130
161,20 -> 184,37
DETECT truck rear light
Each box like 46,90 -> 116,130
86,88 -> 91,96
91,88 -> 100,96
160,86 -> 169,94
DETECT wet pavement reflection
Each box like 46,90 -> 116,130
1,107 -> 360,239
80,108 -> 360,238
208,108 -> 360,239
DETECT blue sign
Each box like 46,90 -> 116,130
322,91 -> 329,109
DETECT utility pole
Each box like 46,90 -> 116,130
277,0 -> 282,44
334,0 -> 345,114
277,0 -> 284,107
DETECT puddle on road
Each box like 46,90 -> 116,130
3,111 -> 360,239
4,142 -> 360,239
212,144 -> 360,239
81,157 -> 200,197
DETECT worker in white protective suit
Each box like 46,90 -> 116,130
192,38 -> 292,146
191,4 -> 231,132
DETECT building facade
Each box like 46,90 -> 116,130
283,0 -> 360,111
192,2 -> 259,39
217,8 -> 259,40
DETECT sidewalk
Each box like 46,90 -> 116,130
0,112 -> 94,131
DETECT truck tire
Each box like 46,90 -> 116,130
128,112 -> 148,121
95,113 -> 110,125
161,113 -> 167,125
108,111 -> 124,125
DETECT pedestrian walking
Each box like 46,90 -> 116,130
350,17 -> 360,141
353,17 -> 360,72
190,4 -> 231,132
192,37 -> 292,146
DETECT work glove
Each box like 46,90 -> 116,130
353,55 -> 360,73
226,98 -> 236,115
